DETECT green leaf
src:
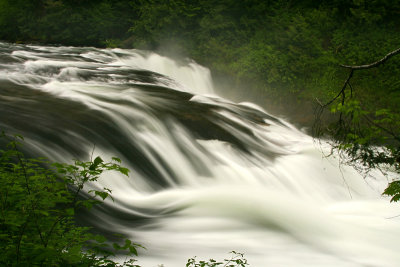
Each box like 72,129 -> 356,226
112,157 -> 122,163
383,181 -> 400,197
90,156 -> 103,170
113,243 -> 121,250
129,246 -> 138,256
66,208 -> 75,216
119,167 -> 130,176
391,194 -> 400,202
94,191 -> 109,200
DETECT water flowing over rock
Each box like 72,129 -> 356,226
0,42 -> 399,267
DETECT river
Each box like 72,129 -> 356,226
0,42 -> 399,266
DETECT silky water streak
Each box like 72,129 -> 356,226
0,42 -> 399,266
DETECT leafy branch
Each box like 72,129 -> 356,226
186,251 -> 249,267
313,48 -> 400,204
0,132 -> 142,266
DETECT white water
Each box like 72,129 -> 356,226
1,42 -> 400,267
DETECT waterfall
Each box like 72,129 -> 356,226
0,41 -> 399,267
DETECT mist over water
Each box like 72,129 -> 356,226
0,42 -> 399,266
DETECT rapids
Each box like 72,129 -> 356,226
0,42 -> 399,266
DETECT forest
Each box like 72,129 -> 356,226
0,0 -> 400,266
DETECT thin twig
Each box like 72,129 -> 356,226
14,144 -> 46,246
44,215 -> 67,248
323,69 -> 354,108
16,217 -> 29,263
90,144 -> 96,162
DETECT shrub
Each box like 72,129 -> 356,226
0,132 -> 141,266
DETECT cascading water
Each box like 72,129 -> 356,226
0,41 -> 399,267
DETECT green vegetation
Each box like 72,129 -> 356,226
186,251 -> 249,267
0,0 -> 138,47
0,132 -> 142,266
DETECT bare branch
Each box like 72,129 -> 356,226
313,47 -> 400,138
340,47 -> 400,70
322,69 -> 354,108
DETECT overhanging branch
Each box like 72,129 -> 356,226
317,46 -> 400,109
313,47 -> 400,137
340,47 -> 400,70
